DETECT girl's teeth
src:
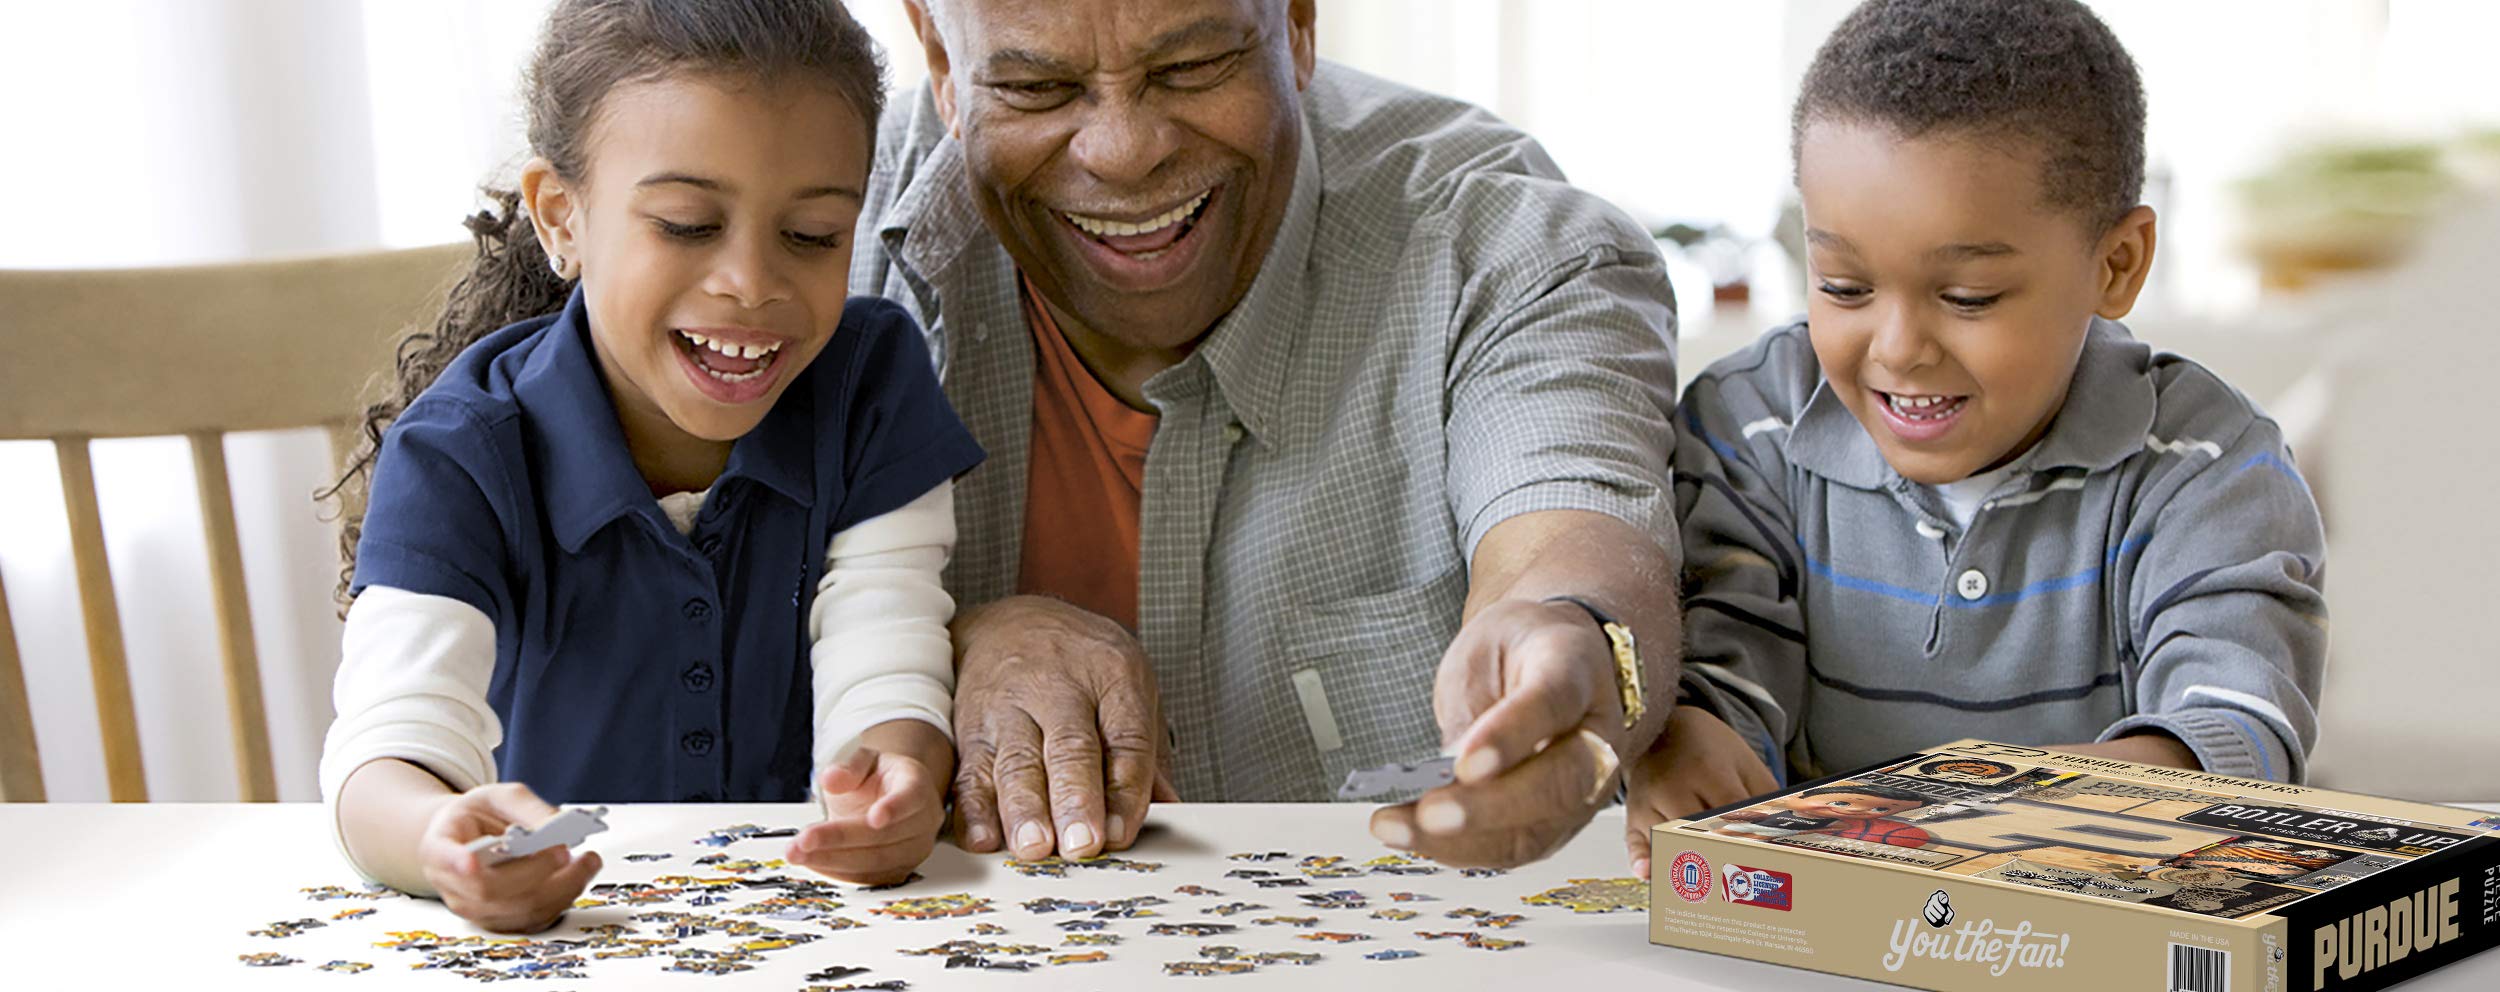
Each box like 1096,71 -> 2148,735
676,330 -> 785,384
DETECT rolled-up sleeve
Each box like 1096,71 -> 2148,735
1445,248 -> 1679,558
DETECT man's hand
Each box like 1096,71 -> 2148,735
950,596 -> 1178,862
417,783 -> 604,934
788,720 -> 953,885
1623,705 -> 1780,877
1368,597 -> 1629,868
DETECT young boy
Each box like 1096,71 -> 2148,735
1628,0 -> 2327,872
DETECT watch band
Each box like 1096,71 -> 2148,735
1542,595 -> 1645,730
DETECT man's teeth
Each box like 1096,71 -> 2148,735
1887,393 -> 1964,420
1063,192 -> 1209,238
679,331 -> 783,361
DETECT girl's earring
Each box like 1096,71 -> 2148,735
549,253 -> 568,279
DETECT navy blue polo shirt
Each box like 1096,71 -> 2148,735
350,289 -> 983,804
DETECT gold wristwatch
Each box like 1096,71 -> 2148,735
1545,595 -> 1644,730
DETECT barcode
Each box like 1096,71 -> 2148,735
2169,943 -> 2229,992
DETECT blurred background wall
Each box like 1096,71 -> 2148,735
2,0 -> 2492,801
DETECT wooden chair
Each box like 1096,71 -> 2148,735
0,244 -> 468,802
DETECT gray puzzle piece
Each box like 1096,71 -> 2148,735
467,805 -> 610,865
1336,755 -> 1457,800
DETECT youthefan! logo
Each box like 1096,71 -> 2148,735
1881,889 -> 2075,977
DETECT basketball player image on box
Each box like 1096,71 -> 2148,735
1713,784 -> 1936,847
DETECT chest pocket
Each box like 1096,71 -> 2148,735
1280,564 -> 1467,800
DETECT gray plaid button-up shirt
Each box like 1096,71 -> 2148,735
851,63 -> 1678,801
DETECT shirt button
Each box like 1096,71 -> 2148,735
683,598 -> 712,621
696,534 -> 723,557
682,662 -> 715,693
1223,422 -> 1245,445
681,729 -> 715,756
1956,569 -> 1990,601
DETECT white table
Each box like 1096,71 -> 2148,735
1,802 -> 2492,989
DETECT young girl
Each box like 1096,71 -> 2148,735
318,0 -> 982,933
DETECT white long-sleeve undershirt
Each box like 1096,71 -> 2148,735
318,482 -> 960,848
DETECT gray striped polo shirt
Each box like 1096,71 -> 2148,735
1676,319 -> 2327,782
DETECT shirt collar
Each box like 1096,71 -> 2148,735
876,133 -> 991,326
1786,316 -> 2157,490
1174,122 -> 1320,443
515,287 -> 816,554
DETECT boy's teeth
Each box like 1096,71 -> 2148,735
1064,192 -> 1209,238
1887,393 -> 1963,420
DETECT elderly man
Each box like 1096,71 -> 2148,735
853,0 -> 1696,869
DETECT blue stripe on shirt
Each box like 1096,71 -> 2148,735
1685,402 -> 1746,465
1803,533 -> 2154,609
2238,452 -> 2305,485
2214,709 -> 2277,780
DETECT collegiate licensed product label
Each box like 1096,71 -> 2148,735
1721,864 -> 1793,911
1669,851 -> 1712,903
2180,804 -> 2472,855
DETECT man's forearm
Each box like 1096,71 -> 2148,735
1467,509 -> 1682,755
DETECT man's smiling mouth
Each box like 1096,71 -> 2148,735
1055,190 -> 1214,260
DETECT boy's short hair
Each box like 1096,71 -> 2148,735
1800,784 -> 1932,807
1794,0 -> 2146,229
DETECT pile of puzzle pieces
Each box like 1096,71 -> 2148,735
239,820 -> 1649,983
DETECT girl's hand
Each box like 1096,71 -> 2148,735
788,742 -> 947,885
1623,706 -> 1781,877
417,782 -> 604,933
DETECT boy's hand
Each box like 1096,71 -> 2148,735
789,737 -> 948,886
2051,733 -> 2201,770
418,783 -> 603,934
1624,706 -> 1780,877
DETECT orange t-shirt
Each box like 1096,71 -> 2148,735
1016,279 -> 1155,631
